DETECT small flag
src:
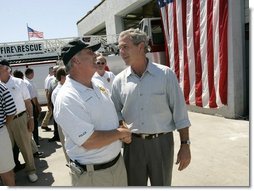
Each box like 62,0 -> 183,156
27,26 -> 44,39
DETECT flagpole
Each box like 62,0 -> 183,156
27,23 -> 30,41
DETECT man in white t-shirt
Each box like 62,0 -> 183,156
53,38 -> 132,186
24,68 -> 42,146
41,66 -> 55,131
51,66 -> 68,162
93,54 -> 115,93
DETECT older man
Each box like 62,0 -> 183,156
53,38 -> 132,186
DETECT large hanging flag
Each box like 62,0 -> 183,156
157,0 -> 228,108
27,26 -> 44,39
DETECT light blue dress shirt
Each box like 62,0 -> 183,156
111,61 -> 191,134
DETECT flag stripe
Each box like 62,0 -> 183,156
213,0 -> 223,106
207,0 -> 217,107
219,0 -> 228,104
200,0 -> 209,107
168,3 -> 175,71
193,0 -> 203,107
186,0 -> 196,105
176,0 -> 184,90
160,3 -> 170,67
158,0 -> 228,108
173,1 -> 180,80
182,0 -> 190,104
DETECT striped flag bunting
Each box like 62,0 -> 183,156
157,0 -> 228,108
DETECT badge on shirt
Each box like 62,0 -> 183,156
99,86 -> 108,96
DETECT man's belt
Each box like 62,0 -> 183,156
13,111 -> 26,119
132,132 -> 169,140
73,152 -> 121,172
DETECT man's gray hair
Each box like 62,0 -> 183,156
119,28 -> 150,53
65,60 -> 72,72
65,50 -> 82,72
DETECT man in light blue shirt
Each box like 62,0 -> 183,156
111,28 -> 191,186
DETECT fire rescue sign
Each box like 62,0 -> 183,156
0,43 -> 44,57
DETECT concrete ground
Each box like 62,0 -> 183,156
7,110 -> 250,187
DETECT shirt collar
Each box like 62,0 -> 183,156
25,77 -> 32,82
146,60 -> 157,76
126,58 -> 156,77
66,75 -> 99,92
126,66 -> 132,77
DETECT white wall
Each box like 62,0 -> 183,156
77,0 -> 151,39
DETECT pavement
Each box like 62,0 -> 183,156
3,109 -> 250,187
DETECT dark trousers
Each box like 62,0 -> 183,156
33,118 -> 39,145
123,132 -> 174,186
52,104 -> 59,139
32,102 -> 39,145
53,119 -> 59,139
13,143 -> 20,165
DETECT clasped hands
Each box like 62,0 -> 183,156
117,122 -> 132,144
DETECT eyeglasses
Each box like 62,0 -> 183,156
96,61 -> 105,65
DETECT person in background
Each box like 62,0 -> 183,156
24,68 -> 43,158
47,65 -> 60,142
93,53 -> 115,92
51,66 -> 68,162
12,70 -> 24,79
41,66 -> 54,131
11,70 -> 27,172
24,68 -> 42,147
0,79 -> 17,186
111,28 -> 191,186
13,70 -> 43,159
0,60 -> 38,183
53,38 -> 132,186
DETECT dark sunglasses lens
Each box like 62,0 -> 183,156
96,62 -> 105,65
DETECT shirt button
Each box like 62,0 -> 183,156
141,122 -> 144,125
140,93 -> 143,96
141,108 -> 144,111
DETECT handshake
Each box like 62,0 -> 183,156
117,121 -> 138,144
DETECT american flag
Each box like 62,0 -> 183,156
27,26 -> 44,39
157,0 -> 228,108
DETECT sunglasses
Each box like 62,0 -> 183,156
96,61 -> 105,65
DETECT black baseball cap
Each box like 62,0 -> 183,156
61,38 -> 101,65
0,59 -> 10,67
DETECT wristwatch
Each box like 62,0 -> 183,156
181,140 -> 191,145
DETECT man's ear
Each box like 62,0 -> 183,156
138,42 -> 145,53
71,56 -> 79,65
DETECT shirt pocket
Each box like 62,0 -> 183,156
149,93 -> 169,113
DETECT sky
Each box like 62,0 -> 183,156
0,0 -> 101,43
